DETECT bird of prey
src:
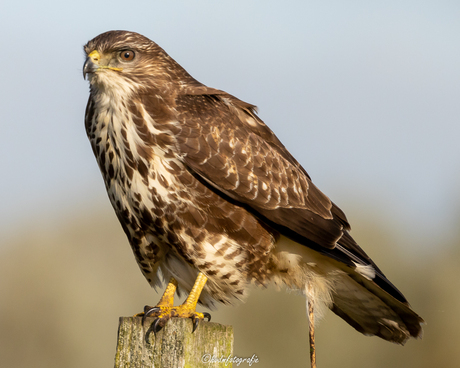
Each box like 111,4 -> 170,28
83,30 -> 423,364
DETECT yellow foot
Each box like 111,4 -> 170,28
141,304 -> 211,334
137,273 -> 210,334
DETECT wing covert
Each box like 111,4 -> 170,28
174,91 -> 349,249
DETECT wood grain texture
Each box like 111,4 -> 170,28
114,317 -> 233,368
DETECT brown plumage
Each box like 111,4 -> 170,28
83,30 -> 423,345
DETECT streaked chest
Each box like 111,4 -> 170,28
86,94 -> 185,230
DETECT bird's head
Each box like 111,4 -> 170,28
83,30 -> 193,96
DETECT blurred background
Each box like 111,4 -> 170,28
1,1 -> 459,367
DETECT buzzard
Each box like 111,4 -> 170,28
83,30 -> 423,363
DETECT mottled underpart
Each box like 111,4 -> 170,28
86,88 -> 274,306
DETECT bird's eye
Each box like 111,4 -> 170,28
120,50 -> 135,61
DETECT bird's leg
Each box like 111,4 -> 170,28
308,299 -> 317,368
154,277 -> 178,308
141,272 -> 211,334
135,277 -> 178,317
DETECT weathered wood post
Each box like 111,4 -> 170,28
114,317 -> 234,368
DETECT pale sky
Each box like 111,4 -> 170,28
1,0 -> 459,249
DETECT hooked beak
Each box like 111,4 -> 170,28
83,50 -> 100,80
83,50 -> 123,80
83,57 -> 98,80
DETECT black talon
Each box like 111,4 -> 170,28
144,317 -> 162,343
142,306 -> 161,324
203,312 -> 211,322
192,318 -> 199,333
152,318 -> 163,335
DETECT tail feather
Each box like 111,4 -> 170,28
272,235 -> 423,344
330,270 -> 423,344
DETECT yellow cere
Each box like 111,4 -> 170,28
88,50 -> 100,60
88,50 -> 123,72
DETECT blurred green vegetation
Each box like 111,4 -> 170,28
1,203 -> 458,368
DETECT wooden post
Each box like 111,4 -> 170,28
114,317 -> 234,368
